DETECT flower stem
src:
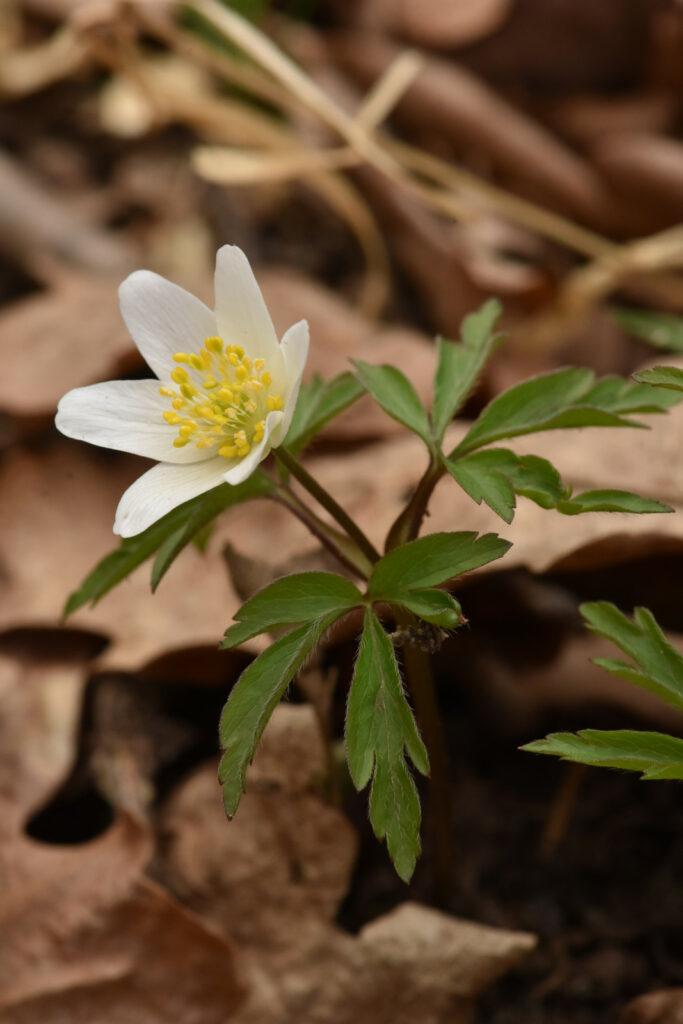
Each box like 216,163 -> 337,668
274,489 -> 373,580
274,446 -> 381,566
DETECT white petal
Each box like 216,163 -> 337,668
119,270 -> 217,379
214,246 -> 283,373
223,410 -> 283,485
272,319 -> 309,445
56,380 -> 210,464
114,458 -> 229,537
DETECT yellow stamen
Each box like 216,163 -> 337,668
205,336 -> 223,354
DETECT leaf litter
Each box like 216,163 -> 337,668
1,0 -> 683,1020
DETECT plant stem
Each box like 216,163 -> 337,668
385,459 -> 444,551
274,446 -> 381,566
274,488 -> 373,579
398,614 -> 454,903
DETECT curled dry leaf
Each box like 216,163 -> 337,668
351,0 -> 513,49
592,133 -> 683,222
157,704 -> 535,1024
618,988 -> 683,1024
156,705 -> 358,951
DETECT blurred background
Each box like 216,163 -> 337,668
1,3 -> 683,1023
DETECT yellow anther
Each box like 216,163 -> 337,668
228,352 -> 240,366
197,405 -> 213,419
226,408 -> 238,421
173,437 -> 189,448
254,359 -> 265,370
244,400 -> 257,414
233,345 -> 244,358
266,394 -> 282,411
196,438 -> 217,449
171,367 -> 189,384
249,379 -> 263,391
172,353 -> 190,363
235,365 -> 247,380
164,410 -> 182,425
235,429 -> 247,444
261,371 -> 272,387
189,354 -> 204,371
254,420 -> 265,432
172,398 -> 185,411
179,425 -> 195,438
205,336 -> 223,354
237,444 -> 250,457
242,356 -> 252,371
204,375 -> 218,389
219,444 -> 237,458
159,385 -> 176,397
180,383 -> 197,400
253,431 -> 264,444
218,387 -> 233,403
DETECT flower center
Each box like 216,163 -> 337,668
159,336 -> 282,460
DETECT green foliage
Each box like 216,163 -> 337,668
368,532 -> 511,597
221,571 -> 363,648
524,603 -> 683,781
521,730 -> 683,781
633,366 -> 683,392
613,307 -> 683,352
346,609 -> 429,882
431,299 -> 502,441
219,612 -> 341,816
151,472 -> 275,591
388,588 -> 463,628
285,371 -> 365,454
352,360 -> 433,448
581,602 -> 683,713
451,370 -> 678,458
64,470 -> 274,615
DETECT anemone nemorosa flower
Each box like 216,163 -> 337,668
56,246 -> 309,538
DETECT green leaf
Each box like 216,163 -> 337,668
219,613 -> 340,816
352,360 -> 433,447
633,366 -> 683,393
452,368 -> 678,457
222,571 -> 363,649
431,298 -> 502,441
346,609 -> 429,881
613,307 -> 683,353
556,489 -> 672,516
389,588 -> 464,628
369,532 -> 511,598
521,729 -> 683,780
285,371 -> 365,453
151,471 -> 275,591
581,602 -> 683,713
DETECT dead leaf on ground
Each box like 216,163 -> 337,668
0,276 -> 139,421
0,444 -> 243,670
619,988 -> 683,1024
156,705 -> 357,950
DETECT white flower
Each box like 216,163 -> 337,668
56,245 -> 309,537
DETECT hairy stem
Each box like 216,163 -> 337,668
275,446 -> 381,566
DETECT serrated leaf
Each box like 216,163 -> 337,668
219,613 -> 340,816
285,371 -> 365,453
352,360 -> 433,447
151,470 -> 275,591
613,307 -> 683,352
431,298 -> 502,441
633,366 -> 683,393
222,571 -> 363,648
521,729 -> 683,780
556,489 -> 672,516
452,368 -> 678,457
444,449 -> 517,522
581,602 -> 683,713
369,532 -> 511,598
389,588 -> 464,628
346,609 -> 429,881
